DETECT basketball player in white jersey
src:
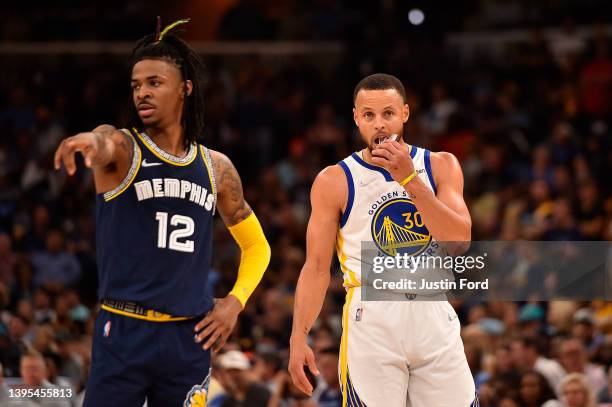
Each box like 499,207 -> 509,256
288,74 -> 477,406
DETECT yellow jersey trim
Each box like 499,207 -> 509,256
336,230 -> 360,288
101,304 -> 190,322
103,129 -> 141,201
133,127 -> 197,166
340,288 -> 355,407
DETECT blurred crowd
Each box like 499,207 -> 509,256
1,0 -> 611,41
1,2 -> 612,406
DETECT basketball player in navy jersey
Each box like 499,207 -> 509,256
54,19 -> 270,407
289,74 -> 477,406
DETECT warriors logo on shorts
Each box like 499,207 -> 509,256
371,198 -> 431,257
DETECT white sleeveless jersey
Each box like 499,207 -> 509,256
335,145 -> 454,292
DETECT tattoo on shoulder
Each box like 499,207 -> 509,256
212,152 -> 252,226
117,130 -> 133,156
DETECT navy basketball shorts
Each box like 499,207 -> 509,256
84,309 -> 211,407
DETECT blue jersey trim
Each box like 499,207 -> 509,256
410,145 -> 418,159
350,153 -> 394,182
338,161 -> 355,228
424,149 -> 437,195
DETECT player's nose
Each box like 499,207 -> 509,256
373,115 -> 385,130
135,86 -> 152,101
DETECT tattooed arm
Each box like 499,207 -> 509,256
194,150 -> 270,351
209,150 -> 252,226
54,124 -> 134,194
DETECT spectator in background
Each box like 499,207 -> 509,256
43,352 -> 77,406
9,259 -> 36,308
559,373 -> 597,407
510,336 -> 566,392
253,350 -> 283,394
518,370 -> 561,407
571,308 -> 605,358
30,230 -> 80,291
32,289 -> 54,325
575,180 -> 605,240
53,333 -> 88,393
267,369 -> 317,407
559,338 -> 606,395
422,82 -> 458,136
218,350 -> 271,407
16,349 -> 71,407
543,199 -> 583,241
8,313 -> 32,349
313,346 -> 341,407
22,205 -> 51,252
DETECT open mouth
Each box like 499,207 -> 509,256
373,133 -> 398,146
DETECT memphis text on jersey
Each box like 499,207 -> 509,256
133,178 -> 215,211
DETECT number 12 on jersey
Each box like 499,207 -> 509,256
155,212 -> 195,253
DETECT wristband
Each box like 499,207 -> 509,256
399,171 -> 417,186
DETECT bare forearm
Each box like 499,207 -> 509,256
90,124 -> 118,167
291,265 -> 330,341
405,178 -> 471,241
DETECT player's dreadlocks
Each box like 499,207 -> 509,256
126,17 -> 206,148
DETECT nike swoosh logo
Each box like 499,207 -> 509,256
142,159 -> 162,167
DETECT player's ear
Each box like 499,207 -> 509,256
183,80 -> 193,97
403,103 -> 410,123
353,107 -> 358,126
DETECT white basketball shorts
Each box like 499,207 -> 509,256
338,287 -> 478,407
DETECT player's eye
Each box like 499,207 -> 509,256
150,80 -> 160,87
384,110 -> 394,117
364,112 -> 373,119
131,84 -> 140,91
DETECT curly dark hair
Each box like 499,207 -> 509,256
125,19 -> 206,148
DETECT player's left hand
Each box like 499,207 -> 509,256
194,295 -> 242,352
371,140 -> 415,183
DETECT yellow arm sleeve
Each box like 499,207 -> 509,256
227,212 -> 271,308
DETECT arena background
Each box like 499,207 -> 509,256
0,1 -> 611,406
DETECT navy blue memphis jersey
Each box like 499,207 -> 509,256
95,128 -> 216,316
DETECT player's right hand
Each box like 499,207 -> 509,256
54,132 -> 101,175
288,337 -> 319,396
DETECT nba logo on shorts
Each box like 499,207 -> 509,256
355,308 -> 363,321
103,321 -> 111,337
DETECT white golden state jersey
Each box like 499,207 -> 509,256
335,145 -> 454,292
